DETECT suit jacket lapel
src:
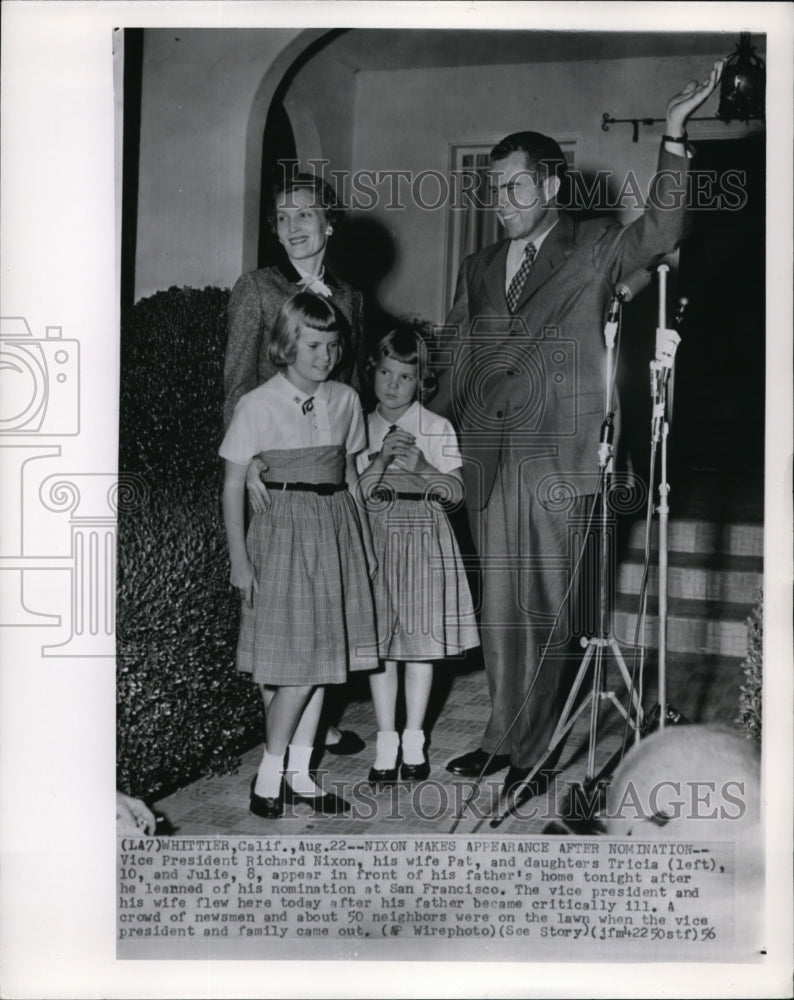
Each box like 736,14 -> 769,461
513,215 -> 575,313
482,241 -> 510,314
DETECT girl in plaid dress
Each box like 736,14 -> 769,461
221,293 -> 377,818
357,330 -> 479,787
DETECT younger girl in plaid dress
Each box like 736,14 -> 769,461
357,330 -> 479,786
221,293 -> 377,818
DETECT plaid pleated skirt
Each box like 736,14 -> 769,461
368,492 -> 479,662
237,446 -> 378,685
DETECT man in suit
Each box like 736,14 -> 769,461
434,61 -> 725,803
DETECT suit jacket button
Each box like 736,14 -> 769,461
496,410 -> 504,418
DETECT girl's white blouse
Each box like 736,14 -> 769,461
357,401 -> 462,475
220,373 -> 366,465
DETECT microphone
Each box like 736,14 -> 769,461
604,268 -> 652,348
603,294 -> 620,349
598,412 -> 615,470
615,268 -> 653,303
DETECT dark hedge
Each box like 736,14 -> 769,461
117,286 -> 262,801
119,285 -> 230,485
737,589 -> 763,744
116,484 -> 262,799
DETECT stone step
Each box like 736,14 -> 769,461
613,594 -> 753,659
616,551 -> 763,605
623,519 -> 763,558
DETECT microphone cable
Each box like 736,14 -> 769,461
449,469 -> 605,832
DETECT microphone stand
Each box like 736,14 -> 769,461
647,266 -> 684,732
572,294 -> 645,777
580,293 -> 646,777
489,289 -> 643,828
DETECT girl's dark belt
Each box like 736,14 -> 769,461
262,481 -> 346,495
370,488 -> 444,503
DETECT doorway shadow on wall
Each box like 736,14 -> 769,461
327,215 -> 402,345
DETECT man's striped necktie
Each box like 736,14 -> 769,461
506,241 -> 537,313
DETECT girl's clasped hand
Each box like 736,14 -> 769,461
380,426 -> 432,474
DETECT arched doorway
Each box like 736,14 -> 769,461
256,103 -> 296,268
242,29 -> 347,274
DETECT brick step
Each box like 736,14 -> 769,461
617,551 -> 762,605
612,594 -> 753,659
623,519 -> 763,558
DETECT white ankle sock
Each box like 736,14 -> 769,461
255,749 -> 284,798
286,744 -> 320,795
401,729 -> 425,765
374,730 -> 400,770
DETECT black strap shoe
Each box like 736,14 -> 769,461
367,765 -> 399,789
446,747 -> 510,777
249,776 -> 283,818
400,760 -> 430,783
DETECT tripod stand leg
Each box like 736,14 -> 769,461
586,644 -> 604,780
608,637 -> 644,728
549,641 -> 595,746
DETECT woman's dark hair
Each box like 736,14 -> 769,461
268,291 -> 348,372
366,328 -> 437,405
266,171 -> 345,235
